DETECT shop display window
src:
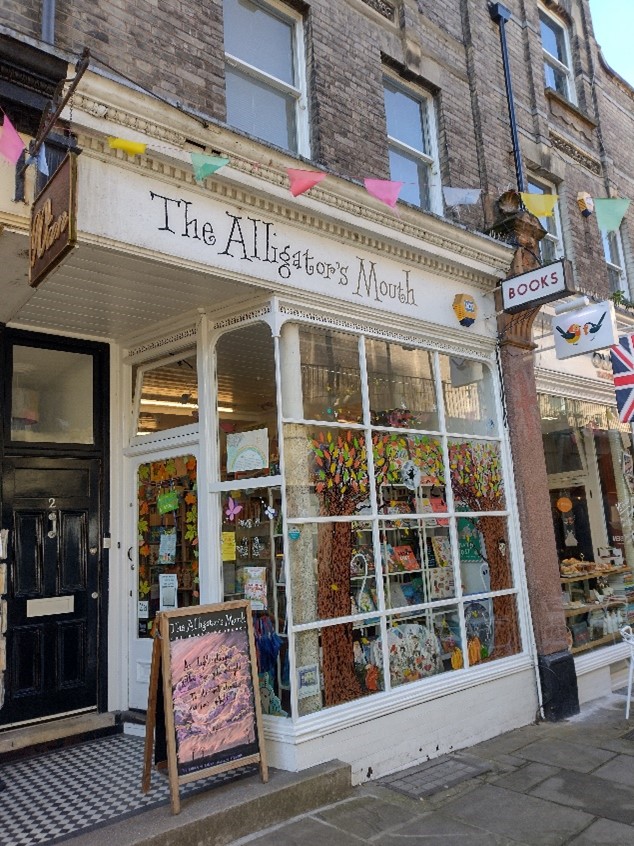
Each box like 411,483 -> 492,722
276,322 -> 521,715
540,394 -> 634,654
137,455 -> 199,638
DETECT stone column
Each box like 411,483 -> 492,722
492,202 -> 580,720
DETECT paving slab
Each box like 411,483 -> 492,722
531,769 -> 634,825
440,783 -> 594,846
492,761 -> 559,793
314,795 -> 419,840
232,816 -> 367,845
512,738 -> 616,773
567,817 -> 634,845
591,752 -> 634,788
376,810 -> 526,845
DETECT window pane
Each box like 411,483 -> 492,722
448,440 -> 506,511
137,455 -> 199,638
288,520 -> 375,624
458,515 -> 513,593
136,352 -> 197,437
281,324 -> 362,423
373,436 -> 446,510
540,13 -> 567,65
366,339 -> 438,429
217,323 -> 278,482
603,231 -> 620,265
388,148 -> 430,209
544,61 -> 568,97
224,0 -> 295,85
226,66 -> 297,152
384,82 -> 426,152
11,346 -> 93,443
284,424 -> 370,519
439,355 -> 498,436
385,610 -> 456,686
381,519 -> 455,608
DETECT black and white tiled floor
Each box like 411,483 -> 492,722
0,734 -> 256,846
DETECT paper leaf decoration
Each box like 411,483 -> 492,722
191,153 -> 230,182
593,198 -> 631,233
521,192 -> 558,218
364,178 -> 403,208
287,168 -> 326,196
443,187 -> 481,206
108,137 -> 147,156
0,113 -> 25,165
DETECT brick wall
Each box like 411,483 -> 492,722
1,0 -> 633,297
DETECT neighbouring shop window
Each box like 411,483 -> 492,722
137,455 -> 199,638
134,351 -> 198,437
281,323 -> 520,717
11,345 -> 93,443
540,394 -> 634,654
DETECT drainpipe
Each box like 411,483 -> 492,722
41,0 -> 55,45
489,3 -> 525,193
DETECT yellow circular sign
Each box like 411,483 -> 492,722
556,497 -> 573,513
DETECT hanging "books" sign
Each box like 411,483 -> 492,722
499,259 -> 573,314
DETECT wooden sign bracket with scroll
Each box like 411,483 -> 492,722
142,601 -> 268,814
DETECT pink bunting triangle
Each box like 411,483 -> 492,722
287,168 -> 326,197
0,113 -> 25,165
364,178 -> 403,208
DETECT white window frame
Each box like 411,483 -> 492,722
223,0 -> 309,157
526,175 -> 564,262
383,72 -> 443,215
538,4 -> 576,105
603,228 -> 629,296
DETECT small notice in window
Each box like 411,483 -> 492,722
227,428 -> 269,473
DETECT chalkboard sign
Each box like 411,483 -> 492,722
142,601 -> 268,814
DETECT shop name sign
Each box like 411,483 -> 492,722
29,152 -> 78,288
552,300 -> 618,360
148,191 -> 417,307
500,259 -> 573,314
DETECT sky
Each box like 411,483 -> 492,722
589,0 -> 634,86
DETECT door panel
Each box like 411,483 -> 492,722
1,457 -> 101,725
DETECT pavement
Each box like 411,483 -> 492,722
225,688 -> 634,846
4,688 -> 634,846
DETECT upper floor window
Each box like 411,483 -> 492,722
539,7 -> 576,103
603,229 -> 629,296
383,76 -> 441,214
527,177 -> 563,263
223,0 -> 308,155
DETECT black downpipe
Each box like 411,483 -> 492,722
41,0 -> 55,45
489,3 -> 525,193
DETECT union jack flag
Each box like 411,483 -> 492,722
610,334 -> 634,422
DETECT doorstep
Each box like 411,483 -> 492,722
0,711 -> 118,759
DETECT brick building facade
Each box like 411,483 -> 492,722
0,0 -> 633,779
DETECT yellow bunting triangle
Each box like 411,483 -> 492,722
108,137 -> 147,156
520,192 -> 558,217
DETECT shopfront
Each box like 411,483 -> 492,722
536,342 -> 633,702
0,73 -> 540,780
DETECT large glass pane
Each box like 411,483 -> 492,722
284,424 -> 370,519
135,351 -> 197,437
137,456 -> 199,638
226,67 -> 296,152
366,339 -> 438,429
373,434 -> 445,509
384,81 -> 426,152
11,345 -> 93,443
217,323 -> 279,482
220,485 -> 289,716
287,520 -> 375,624
448,439 -> 506,511
384,610 -> 455,686
281,324 -> 362,423
381,519 -> 455,609
458,515 -> 513,593
388,149 -> 430,209
224,0 -> 295,85
439,354 -> 498,436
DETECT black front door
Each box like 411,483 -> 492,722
1,456 -> 101,725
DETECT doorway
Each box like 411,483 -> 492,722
0,330 -> 109,727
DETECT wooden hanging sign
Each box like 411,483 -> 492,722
142,601 -> 268,814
